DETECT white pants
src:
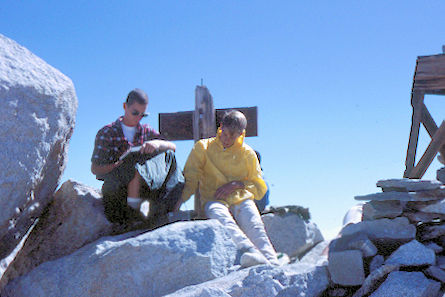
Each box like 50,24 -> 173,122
205,199 -> 278,263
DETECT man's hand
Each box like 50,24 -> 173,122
141,140 -> 161,154
215,181 -> 244,200
140,140 -> 176,154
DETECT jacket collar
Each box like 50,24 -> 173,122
216,127 -> 246,150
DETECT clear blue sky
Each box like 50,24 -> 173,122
2,1 -> 445,239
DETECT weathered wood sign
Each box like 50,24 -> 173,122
158,85 -> 258,212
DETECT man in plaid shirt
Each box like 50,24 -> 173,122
91,88 -> 184,229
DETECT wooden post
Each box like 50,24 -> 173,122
408,121 -> 445,179
404,90 -> 424,178
193,86 -> 216,216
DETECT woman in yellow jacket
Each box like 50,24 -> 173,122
179,110 -> 279,268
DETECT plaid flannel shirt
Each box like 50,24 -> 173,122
91,117 -> 160,165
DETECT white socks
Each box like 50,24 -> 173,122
127,197 -> 143,210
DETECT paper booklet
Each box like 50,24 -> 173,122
119,146 -> 142,161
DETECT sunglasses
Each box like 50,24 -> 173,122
131,110 -> 149,118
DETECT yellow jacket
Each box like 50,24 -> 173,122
181,128 -> 267,207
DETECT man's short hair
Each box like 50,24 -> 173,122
126,88 -> 149,106
221,110 -> 247,134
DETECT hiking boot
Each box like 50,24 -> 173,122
240,248 -> 270,268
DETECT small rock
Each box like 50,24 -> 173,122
328,250 -> 365,286
299,240 -> 328,266
340,217 -> 416,248
438,256 -> 445,269
417,199 -> 445,215
352,264 -> 399,297
424,266 -> 445,283
402,211 -> 445,224
355,191 -> 443,202
369,255 -> 384,272
417,224 -> 445,241
424,242 -> 443,254
324,288 -> 348,297
376,178 -> 442,192
262,212 -> 324,258
385,240 -> 435,267
437,167 -> 445,184
329,232 -> 377,258
369,271 -> 440,297
362,200 -> 403,220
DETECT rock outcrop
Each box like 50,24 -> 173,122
262,210 -> 324,258
325,178 -> 445,296
2,220 -> 239,297
0,34 -> 78,260
0,180 -> 112,289
166,261 -> 329,297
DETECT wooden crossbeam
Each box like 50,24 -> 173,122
407,121 -> 445,179
159,86 -> 260,214
159,107 -> 258,140
413,54 -> 445,93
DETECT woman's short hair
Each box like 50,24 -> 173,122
221,110 -> 247,134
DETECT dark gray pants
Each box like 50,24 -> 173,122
101,150 -> 184,225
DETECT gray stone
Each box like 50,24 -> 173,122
424,242 -> 443,254
438,256 -> 445,269
167,262 -> 329,297
403,211 -> 445,224
424,266 -> 445,283
0,34 -> 77,259
262,213 -> 324,258
352,264 -> 400,297
340,217 -> 416,247
362,200 -> 403,220
418,199 -> 445,214
385,240 -> 435,267
2,220 -> 238,297
325,288 -> 348,297
418,224 -> 445,241
437,167 -> 445,184
299,240 -> 328,266
369,255 -> 385,272
1,180 -> 112,289
328,250 -> 365,286
369,271 -> 440,297
329,232 -> 377,257
355,191 -> 443,202
376,178 -> 442,192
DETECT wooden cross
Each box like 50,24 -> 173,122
404,53 -> 445,178
158,85 -> 258,214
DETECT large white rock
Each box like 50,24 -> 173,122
0,34 -> 77,259
369,271 -> 440,297
262,212 -> 324,258
1,180 -> 111,289
167,261 -> 329,297
2,220 -> 238,297
385,240 -> 436,267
